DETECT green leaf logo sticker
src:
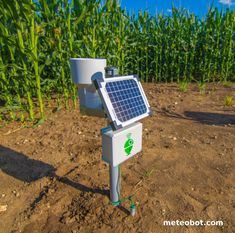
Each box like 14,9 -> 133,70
124,133 -> 134,156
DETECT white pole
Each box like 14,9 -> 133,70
109,165 -> 120,205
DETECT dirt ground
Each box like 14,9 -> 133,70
0,83 -> 234,233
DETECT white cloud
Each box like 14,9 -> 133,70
218,0 -> 235,5
167,9 -> 172,13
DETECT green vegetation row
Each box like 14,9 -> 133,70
0,0 -> 234,122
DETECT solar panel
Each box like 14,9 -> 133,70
105,79 -> 147,122
93,75 -> 151,130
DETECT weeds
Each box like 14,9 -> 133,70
224,96 -> 234,106
179,81 -> 189,92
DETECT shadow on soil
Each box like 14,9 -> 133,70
184,111 -> 235,125
0,145 -> 108,197
162,110 -> 235,125
0,145 -> 55,182
0,145 -> 131,215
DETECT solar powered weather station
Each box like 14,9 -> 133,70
70,58 -> 151,216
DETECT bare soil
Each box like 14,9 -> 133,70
0,83 -> 234,233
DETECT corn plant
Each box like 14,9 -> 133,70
0,0 -> 234,122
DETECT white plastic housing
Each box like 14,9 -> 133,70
70,58 -> 106,84
101,122 -> 142,166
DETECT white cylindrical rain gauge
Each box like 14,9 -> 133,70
70,58 -> 106,114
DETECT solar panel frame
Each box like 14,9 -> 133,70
94,75 -> 151,130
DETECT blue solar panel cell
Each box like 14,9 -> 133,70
105,79 -> 147,123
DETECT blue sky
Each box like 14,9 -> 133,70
120,0 -> 235,16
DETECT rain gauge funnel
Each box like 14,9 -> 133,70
70,57 -> 151,216
70,58 -> 106,84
